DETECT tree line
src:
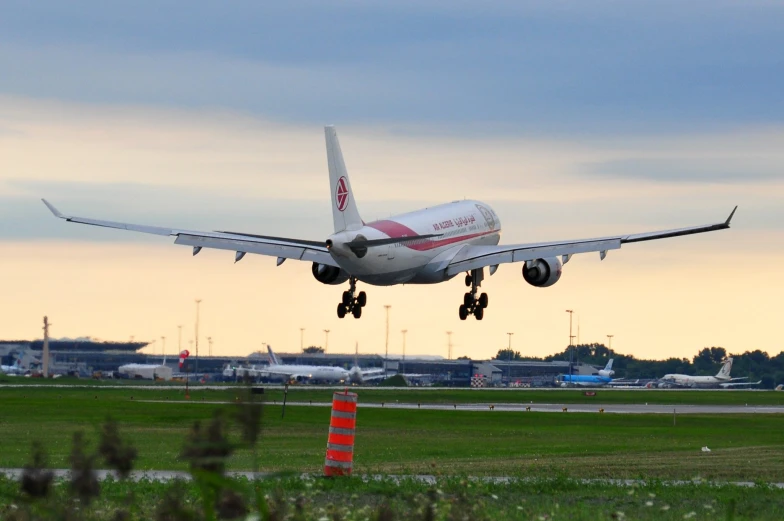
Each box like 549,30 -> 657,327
495,344 -> 784,389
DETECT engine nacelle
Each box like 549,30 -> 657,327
311,262 -> 350,285
522,257 -> 563,288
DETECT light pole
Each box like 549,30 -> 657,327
507,332 -> 514,351
446,331 -> 453,360
323,329 -> 330,352
566,309 -> 574,378
384,305 -> 391,359
607,334 -> 614,351
401,330 -> 408,361
300,328 -> 305,351
384,305 -> 391,373
161,336 -> 166,359
207,336 -> 213,357
195,299 -> 202,374
187,340 -> 193,376
177,325 -> 183,353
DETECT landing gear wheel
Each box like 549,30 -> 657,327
337,277 -> 367,319
458,269 -> 490,320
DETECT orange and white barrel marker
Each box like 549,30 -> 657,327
324,390 -> 357,477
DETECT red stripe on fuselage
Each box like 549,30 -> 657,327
366,220 -> 495,251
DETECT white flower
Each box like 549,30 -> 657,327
661,505 -> 671,511
491,494 -> 498,500
684,512 -> 696,519
645,501 -> 653,507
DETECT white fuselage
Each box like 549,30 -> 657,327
659,374 -> 729,388
264,363 -> 351,382
328,200 -> 502,286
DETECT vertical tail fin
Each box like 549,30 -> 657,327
267,345 -> 280,366
325,126 -> 363,232
598,358 -> 615,377
717,358 -> 733,378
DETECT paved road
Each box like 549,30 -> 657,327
140,400 -> 784,414
0,469 -> 781,488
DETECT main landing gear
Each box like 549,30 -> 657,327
459,269 -> 488,321
337,277 -> 367,319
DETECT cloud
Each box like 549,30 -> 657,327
1,1 -> 783,133
582,158 -> 784,184
2,97 -> 783,246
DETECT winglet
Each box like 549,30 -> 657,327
725,205 -> 738,226
41,199 -> 65,219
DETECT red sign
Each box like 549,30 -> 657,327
335,176 -> 349,212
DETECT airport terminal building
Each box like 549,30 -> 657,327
2,339 -> 596,386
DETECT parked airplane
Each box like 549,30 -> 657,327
556,359 -> 615,387
42,126 -> 737,320
656,358 -> 761,388
261,346 -> 385,384
0,358 -> 25,375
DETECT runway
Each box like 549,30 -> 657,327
140,400 -> 784,414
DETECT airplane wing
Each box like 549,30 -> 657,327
720,381 -> 762,388
259,367 -> 295,377
42,200 -> 338,267
444,207 -> 737,276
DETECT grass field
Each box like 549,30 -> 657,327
3,379 -> 784,406
1,387 -> 783,482
2,475 -> 784,521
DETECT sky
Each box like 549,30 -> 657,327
1,1 -> 783,361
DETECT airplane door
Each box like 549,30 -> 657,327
387,244 -> 395,260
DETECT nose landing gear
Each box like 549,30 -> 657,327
459,269 -> 488,321
337,277 -> 367,319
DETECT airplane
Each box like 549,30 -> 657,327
556,359 -> 615,387
0,358 -> 25,375
261,346 -> 385,384
42,126 -> 737,321
656,358 -> 761,388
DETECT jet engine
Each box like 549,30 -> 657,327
311,262 -> 351,285
522,257 -> 563,287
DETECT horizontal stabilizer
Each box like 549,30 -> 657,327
345,234 -> 442,249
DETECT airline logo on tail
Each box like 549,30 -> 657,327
717,358 -> 733,379
267,345 -> 281,366
335,177 -> 349,212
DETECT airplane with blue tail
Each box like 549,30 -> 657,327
556,359 -> 615,387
